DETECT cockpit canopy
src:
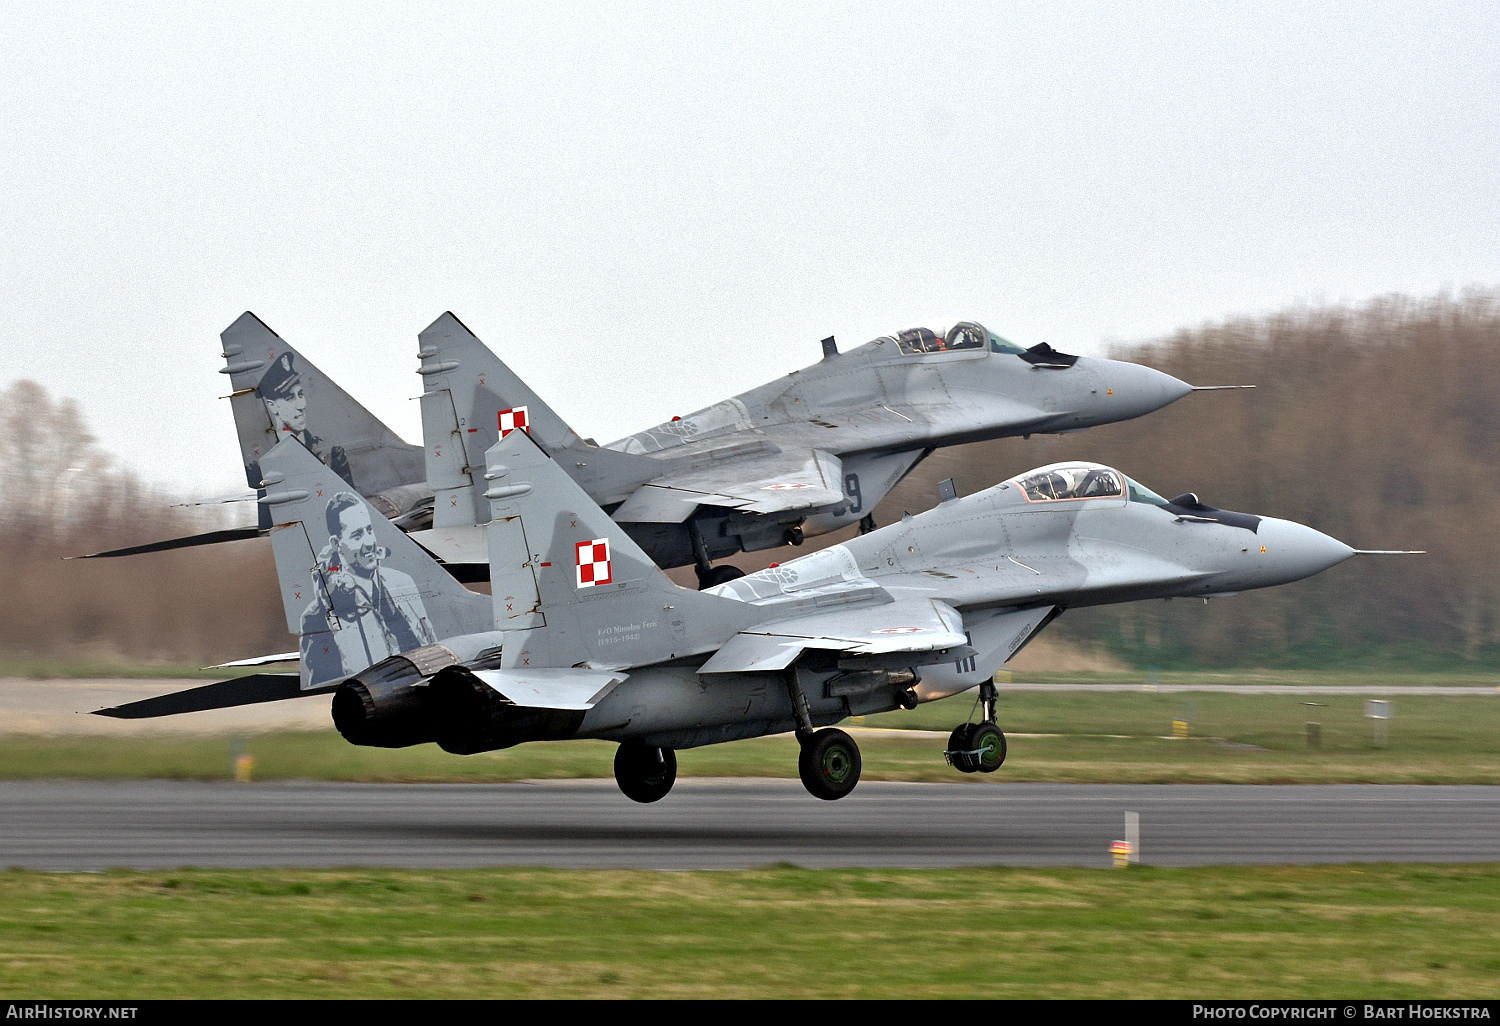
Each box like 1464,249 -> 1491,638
889,321 -> 1027,357
1006,462 -> 1171,506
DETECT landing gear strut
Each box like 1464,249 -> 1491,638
945,681 -> 1006,774
784,666 -> 862,800
614,741 -> 677,803
688,519 -> 747,589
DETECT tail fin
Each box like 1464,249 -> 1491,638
258,437 -> 493,689
482,428 -> 751,671
417,312 -> 659,531
221,313 -> 426,527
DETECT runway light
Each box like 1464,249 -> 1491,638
1111,840 -> 1132,868
234,754 -> 255,783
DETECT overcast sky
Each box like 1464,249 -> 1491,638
3,1 -> 1496,496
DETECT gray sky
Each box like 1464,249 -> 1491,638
3,1 -> 1497,497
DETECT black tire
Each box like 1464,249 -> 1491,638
614,742 -> 677,803
698,565 -> 746,589
948,725 -> 980,773
968,722 -> 1007,773
798,728 -> 862,800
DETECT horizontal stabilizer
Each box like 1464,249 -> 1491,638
91,673 -> 315,718
471,667 -> 628,710
68,527 -> 265,560
204,651 -> 299,669
172,490 -> 257,507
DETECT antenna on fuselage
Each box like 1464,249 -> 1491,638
821,336 -> 838,358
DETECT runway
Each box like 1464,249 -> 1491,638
4,779 -> 1497,871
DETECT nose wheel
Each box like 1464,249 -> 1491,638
945,681 -> 1007,774
946,721 -> 1006,773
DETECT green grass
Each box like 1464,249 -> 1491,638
6,685 -> 1497,784
2,864 -> 1497,998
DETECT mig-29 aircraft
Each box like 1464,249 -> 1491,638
414,312 -> 1211,587
96,429 -> 1371,803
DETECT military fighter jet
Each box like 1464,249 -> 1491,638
96,430 -> 1370,803
72,313 -> 434,561
414,313 -> 1205,587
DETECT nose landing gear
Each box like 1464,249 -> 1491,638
945,681 -> 1007,774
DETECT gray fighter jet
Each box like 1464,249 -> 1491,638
415,313 -> 1205,587
96,430 -> 1373,802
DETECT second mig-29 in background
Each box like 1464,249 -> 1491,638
414,312 -> 1225,586
77,312 -> 1226,588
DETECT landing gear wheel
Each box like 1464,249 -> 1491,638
798,728 -> 862,800
614,741 -> 677,803
697,565 -> 745,590
968,722 -> 1007,773
947,725 -> 981,773
947,722 -> 1006,774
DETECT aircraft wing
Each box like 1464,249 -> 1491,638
611,448 -> 847,523
698,596 -> 970,674
470,668 -> 627,710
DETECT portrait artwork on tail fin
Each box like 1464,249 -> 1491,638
299,490 -> 437,684
252,351 -> 353,489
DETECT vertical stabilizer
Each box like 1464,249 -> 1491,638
417,312 -> 587,530
482,429 -> 752,671
258,438 -> 492,689
221,313 -> 426,527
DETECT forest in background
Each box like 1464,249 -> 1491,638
2,289 -> 1497,671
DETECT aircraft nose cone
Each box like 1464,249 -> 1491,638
1256,518 -> 1356,584
1091,359 -> 1194,421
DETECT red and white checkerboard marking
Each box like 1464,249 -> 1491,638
575,538 -> 612,588
498,406 -> 530,437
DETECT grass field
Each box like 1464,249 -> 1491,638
2,864 -> 1497,999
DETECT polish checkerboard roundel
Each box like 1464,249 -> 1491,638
498,406 -> 530,437
576,538 -> 612,588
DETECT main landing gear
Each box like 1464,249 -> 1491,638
945,681 -> 1007,774
696,565 -> 745,589
784,666 -> 862,800
614,740 -> 677,803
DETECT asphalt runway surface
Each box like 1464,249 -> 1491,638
4,779 -> 1498,871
